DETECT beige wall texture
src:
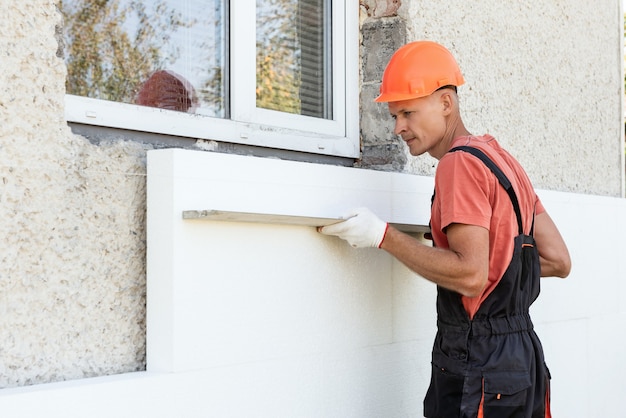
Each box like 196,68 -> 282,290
399,0 -> 624,196
1,2 -> 148,387
0,0 -> 622,388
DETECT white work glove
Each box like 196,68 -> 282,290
319,207 -> 389,248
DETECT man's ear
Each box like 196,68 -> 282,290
440,90 -> 454,115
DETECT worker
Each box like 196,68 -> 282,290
319,41 -> 571,417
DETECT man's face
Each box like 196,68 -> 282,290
388,93 -> 447,158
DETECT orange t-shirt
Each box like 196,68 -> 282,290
430,135 -> 544,319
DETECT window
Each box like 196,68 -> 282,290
61,0 -> 359,158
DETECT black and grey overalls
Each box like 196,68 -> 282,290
423,146 -> 551,418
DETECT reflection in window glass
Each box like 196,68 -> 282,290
256,0 -> 331,119
61,0 -> 227,118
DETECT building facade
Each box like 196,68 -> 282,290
0,1 -> 624,416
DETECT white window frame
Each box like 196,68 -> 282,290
64,2 -> 360,158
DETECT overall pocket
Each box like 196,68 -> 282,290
480,371 -> 531,417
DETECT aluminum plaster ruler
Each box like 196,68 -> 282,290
182,209 -> 429,233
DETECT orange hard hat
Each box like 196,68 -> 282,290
375,41 -> 465,103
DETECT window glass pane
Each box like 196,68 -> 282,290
61,0 -> 227,118
256,0 -> 331,119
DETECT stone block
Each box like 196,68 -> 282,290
360,17 -> 406,84
360,142 -> 407,171
360,83 -> 396,147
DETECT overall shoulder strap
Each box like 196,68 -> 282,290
449,146 -> 524,235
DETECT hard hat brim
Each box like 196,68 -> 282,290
374,91 -> 431,103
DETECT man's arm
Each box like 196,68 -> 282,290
318,208 -> 489,296
380,223 -> 489,297
533,211 -> 571,278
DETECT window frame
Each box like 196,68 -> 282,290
63,1 -> 360,158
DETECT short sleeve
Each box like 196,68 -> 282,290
435,152 -> 495,233
535,196 -> 545,215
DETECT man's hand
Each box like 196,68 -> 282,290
318,207 -> 388,248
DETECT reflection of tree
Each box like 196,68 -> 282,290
61,0 -> 194,103
198,0 -> 226,117
201,66 -> 225,115
256,0 -> 301,115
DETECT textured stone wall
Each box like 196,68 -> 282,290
359,1 -> 412,172
0,2 -> 148,387
359,17 -> 408,172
